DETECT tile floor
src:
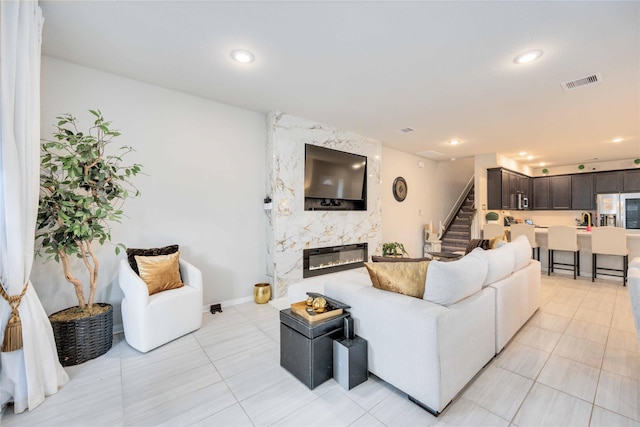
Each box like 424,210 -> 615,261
2,274 -> 639,427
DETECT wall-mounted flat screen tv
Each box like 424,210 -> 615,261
304,144 -> 367,210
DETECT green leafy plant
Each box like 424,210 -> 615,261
578,164 -> 585,170
542,168 -> 549,174
485,211 -> 499,221
635,158 -> 640,165
382,242 -> 409,257
36,110 -> 142,310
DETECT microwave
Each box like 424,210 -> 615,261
517,193 -> 529,210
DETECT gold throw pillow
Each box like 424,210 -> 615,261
364,261 -> 430,298
135,251 -> 184,295
489,233 -> 508,249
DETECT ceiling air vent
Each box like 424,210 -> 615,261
561,73 -> 602,91
397,127 -> 415,134
417,150 -> 443,158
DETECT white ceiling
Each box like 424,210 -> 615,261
40,1 -> 640,168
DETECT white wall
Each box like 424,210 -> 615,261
434,157 -> 475,224
36,57 -> 268,327
381,148 -> 473,257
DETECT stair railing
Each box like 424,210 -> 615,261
440,175 -> 475,237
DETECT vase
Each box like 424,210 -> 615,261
254,283 -> 271,304
49,303 -> 113,366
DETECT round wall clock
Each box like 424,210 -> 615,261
393,177 -> 407,202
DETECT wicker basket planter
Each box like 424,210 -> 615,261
49,303 -> 113,366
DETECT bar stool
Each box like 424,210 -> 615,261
483,223 -> 505,240
591,226 -> 629,285
548,226 -> 579,279
510,223 -> 540,260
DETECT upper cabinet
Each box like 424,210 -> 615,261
550,175 -> 571,209
623,169 -> 640,192
532,177 -> 550,210
571,173 -> 595,210
533,175 -> 571,210
489,167 -> 638,212
487,168 -> 530,210
595,171 -> 623,193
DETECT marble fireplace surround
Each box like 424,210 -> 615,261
266,112 -> 383,298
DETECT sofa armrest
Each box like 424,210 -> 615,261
119,258 -> 150,306
325,281 -> 449,386
179,259 -> 203,291
325,280 -> 495,413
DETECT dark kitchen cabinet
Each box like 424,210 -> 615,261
532,177 -> 550,210
517,176 -> 530,195
550,176 -> 571,209
509,173 -> 518,209
487,168 -> 530,210
623,169 -> 640,192
571,173 -> 594,210
595,171 -> 623,193
487,168 -> 503,210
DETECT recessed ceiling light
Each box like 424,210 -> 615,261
230,49 -> 255,63
449,139 -> 460,146
612,138 -> 624,143
526,155 -> 534,160
519,151 -> 527,156
539,162 -> 546,167
514,50 -> 543,64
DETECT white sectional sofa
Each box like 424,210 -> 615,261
288,235 -> 541,415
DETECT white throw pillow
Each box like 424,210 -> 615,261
476,243 -> 516,287
423,251 -> 488,306
511,235 -> 532,272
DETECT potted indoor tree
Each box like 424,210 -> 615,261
36,110 -> 142,365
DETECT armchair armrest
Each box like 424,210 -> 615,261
179,259 -> 203,291
119,258 -> 150,306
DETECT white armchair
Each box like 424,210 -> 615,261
119,258 -> 203,353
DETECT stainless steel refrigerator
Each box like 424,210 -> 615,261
596,193 -> 640,229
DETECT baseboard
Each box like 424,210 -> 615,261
200,295 -> 254,313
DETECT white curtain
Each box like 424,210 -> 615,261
0,0 -> 69,414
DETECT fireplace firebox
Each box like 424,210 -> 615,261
303,243 -> 368,278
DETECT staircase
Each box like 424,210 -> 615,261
440,185 -> 476,253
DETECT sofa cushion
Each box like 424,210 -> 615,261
489,233 -> 508,249
511,235 -> 532,272
475,243 -> 516,287
423,251 -> 487,306
135,251 -> 184,295
364,261 -> 429,298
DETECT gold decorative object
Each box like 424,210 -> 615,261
306,296 -> 314,306
253,283 -> 271,304
312,297 -> 327,313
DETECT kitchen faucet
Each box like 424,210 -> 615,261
582,212 -> 592,227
